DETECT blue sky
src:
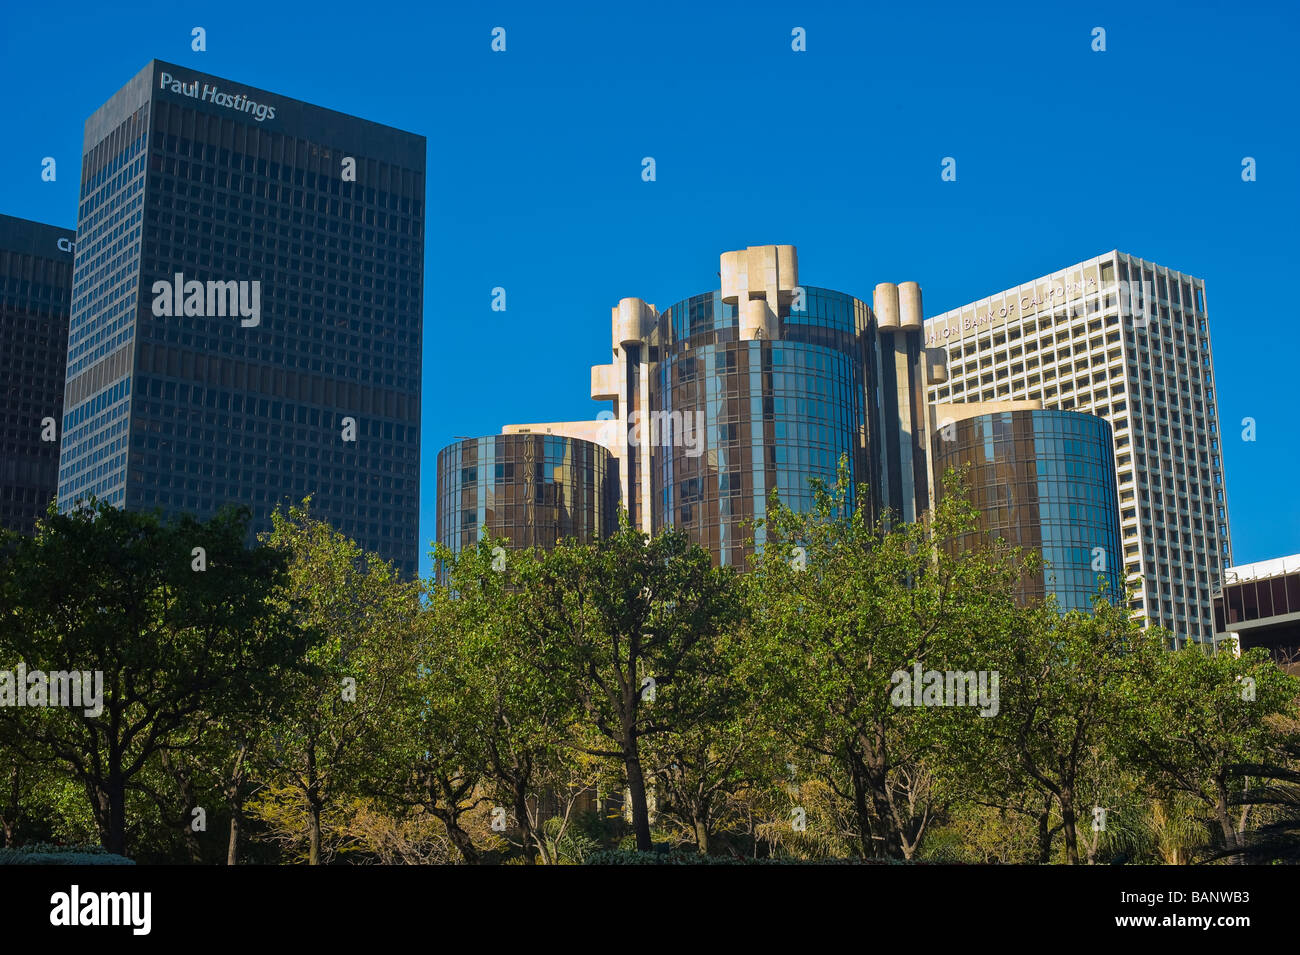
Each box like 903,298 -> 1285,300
2,0 -> 1296,580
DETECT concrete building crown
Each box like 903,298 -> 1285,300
720,244 -> 798,306
875,281 -> 924,332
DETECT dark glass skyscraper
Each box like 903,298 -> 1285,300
0,214 -> 75,535
59,61 -> 425,574
932,407 -> 1123,611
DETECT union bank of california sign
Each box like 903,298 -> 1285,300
926,276 -> 1098,346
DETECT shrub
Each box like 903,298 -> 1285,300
0,843 -> 134,865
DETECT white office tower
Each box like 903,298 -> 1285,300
925,251 -> 1231,645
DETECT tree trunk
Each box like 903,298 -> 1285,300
437,811 -> 479,864
426,774 -> 480,864
1060,792 -> 1078,865
106,773 -> 127,856
1215,778 -> 1241,862
868,781 -> 901,856
851,736 -> 903,858
694,817 -> 710,855
225,740 -> 249,865
227,811 -> 241,865
308,800 -> 323,865
1036,793 -> 1054,864
305,740 -> 323,865
2,764 -> 19,847
533,823 -> 555,866
447,822 -> 479,865
91,785 -> 111,851
624,729 -> 653,852
513,780 -> 537,864
162,754 -> 203,864
847,755 -> 876,858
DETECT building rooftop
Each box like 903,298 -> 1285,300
1221,555 -> 1300,587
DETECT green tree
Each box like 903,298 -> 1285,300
519,516 -> 742,852
0,502 -> 303,855
747,463 -> 1029,858
1121,644 -> 1300,857
437,539 -> 596,864
975,588 -> 1162,864
643,622 -> 777,854
371,540 -> 500,864
251,501 -> 419,865
1211,723 -> 1300,864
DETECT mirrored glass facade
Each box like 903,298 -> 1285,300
933,409 -> 1122,611
455,246 -> 932,569
436,433 -> 616,554
650,287 -> 876,567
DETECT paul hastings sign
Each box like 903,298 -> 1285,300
158,69 -> 277,122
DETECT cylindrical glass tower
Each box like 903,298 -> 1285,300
435,433 -> 616,554
649,287 -> 877,567
433,245 -> 933,570
932,408 -> 1123,610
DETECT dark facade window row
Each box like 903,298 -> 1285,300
1216,572 -> 1300,631
137,109 -> 422,391
149,97 -> 423,211
67,124 -> 148,379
